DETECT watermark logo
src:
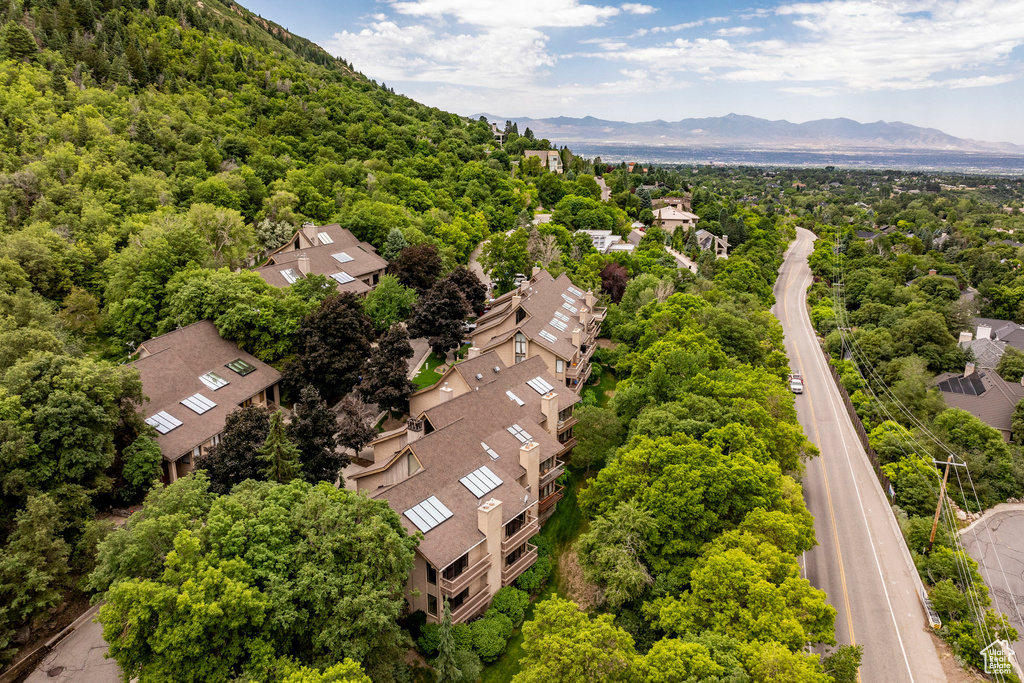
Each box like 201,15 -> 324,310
981,640 -> 1014,675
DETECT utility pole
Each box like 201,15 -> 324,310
928,456 -> 953,552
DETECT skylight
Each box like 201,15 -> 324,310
199,371 -> 228,391
567,286 -> 584,298
181,393 -> 216,415
539,330 -> 558,343
561,293 -> 576,304
506,390 -> 524,406
481,442 -> 500,460
549,318 -> 567,332
145,410 -> 182,434
527,377 -> 554,395
226,359 -> 256,376
280,268 -> 301,284
460,465 -> 503,498
318,232 -> 334,244
332,252 -> 354,263
553,311 -> 569,322
331,271 -> 355,284
561,303 -> 578,314
507,424 -> 532,443
404,496 -> 453,533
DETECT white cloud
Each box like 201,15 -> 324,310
621,3 -> 657,14
715,26 -> 762,36
388,0 -> 622,29
598,0 -> 1024,92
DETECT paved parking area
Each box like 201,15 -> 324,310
961,506 -> 1024,659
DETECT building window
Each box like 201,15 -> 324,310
540,456 -> 554,472
448,588 -> 470,611
558,406 -> 574,421
505,512 -> 527,538
514,333 -> 526,363
427,565 -> 437,585
443,553 -> 469,582
506,543 -> 527,566
427,594 -> 438,617
515,308 -> 526,324
555,359 -> 564,374
540,482 -> 555,500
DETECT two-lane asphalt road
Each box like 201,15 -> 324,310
774,228 -> 946,682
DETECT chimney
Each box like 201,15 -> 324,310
965,362 -> 976,377
572,327 -> 581,348
928,269 -> 937,276
531,266 -> 541,277
585,290 -> 595,308
468,347 -> 480,359
511,292 -> 522,308
580,308 -> 589,327
439,383 -> 453,403
958,331 -> 973,344
540,392 -> 559,435
302,222 -> 317,245
477,498 -> 503,589
297,253 -> 310,276
978,324 -> 992,340
519,441 -> 540,500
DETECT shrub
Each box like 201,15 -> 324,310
515,555 -> 552,595
452,623 -> 473,651
489,586 -> 530,626
470,611 -> 514,662
454,650 -> 482,682
416,623 -> 440,656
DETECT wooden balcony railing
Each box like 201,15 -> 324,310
556,415 -> 577,433
449,588 -> 492,623
501,518 -> 539,554
501,545 -> 538,585
539,486 -> 564,514
440,554 -> 491,596
556,437 -> 577,458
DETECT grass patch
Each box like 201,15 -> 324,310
479,468 -> 590,683
411,351 -> 447,390
581,364 -> 617,409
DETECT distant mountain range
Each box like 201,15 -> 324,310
474,112 -> 1024,154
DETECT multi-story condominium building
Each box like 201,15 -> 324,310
468,271 -> 606,392
132,321 -> 281,483
344,353 -> 579,624
254,223 -> 387,295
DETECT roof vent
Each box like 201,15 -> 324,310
493,366 -> 501,373
476,373 -> 483,380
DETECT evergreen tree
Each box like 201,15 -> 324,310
259,411 -> 302,483
435,599 -> 461,683
382,227 -> 409,261
0,22 -> 36,61
288,386 -> 347,484
685,226 -> 699,253
359,325 -> 415,415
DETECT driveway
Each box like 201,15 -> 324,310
961,505 -> 1024,659
24,609 -> 120,683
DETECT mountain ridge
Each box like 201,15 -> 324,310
472,112 -> 1024,154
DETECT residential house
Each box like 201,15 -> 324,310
524,150 -> 563,174
651,206 -> 700,233
346,354 -> 579,623
973,317 -> 1024,352
579,229 -> 634,254
696,229 -> 729,258
132,321 -> 282,482
254,223 -> 387,295
652,196 -> 692,212
490,122 -> 505,146
467,271 -> 606,392
935,364 -> 1024,441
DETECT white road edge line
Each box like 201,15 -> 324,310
792,243 -> 916,683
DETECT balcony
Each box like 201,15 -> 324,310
556,415 -> 577,433
539,462 -> 565,488
449,588 -> 492,623
501,545 -> 538,585
556,437 -> 577,458
501,517 -> 539,554
440,554 -> 492,596
539,485 -> 564,514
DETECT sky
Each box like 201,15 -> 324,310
240,0 -> 1024,145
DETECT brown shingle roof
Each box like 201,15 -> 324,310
132,321 -> 281,461
253,224 -> 386,294
371,354 -> 577,568
935,369 -> 1024,434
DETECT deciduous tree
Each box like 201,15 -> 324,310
194,405 -> 271,495
391,244 -> 442,294
408,279 -> 470,358
288,386 -> 345,485
362,275 -> 417,333
359,325 -> 415,415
